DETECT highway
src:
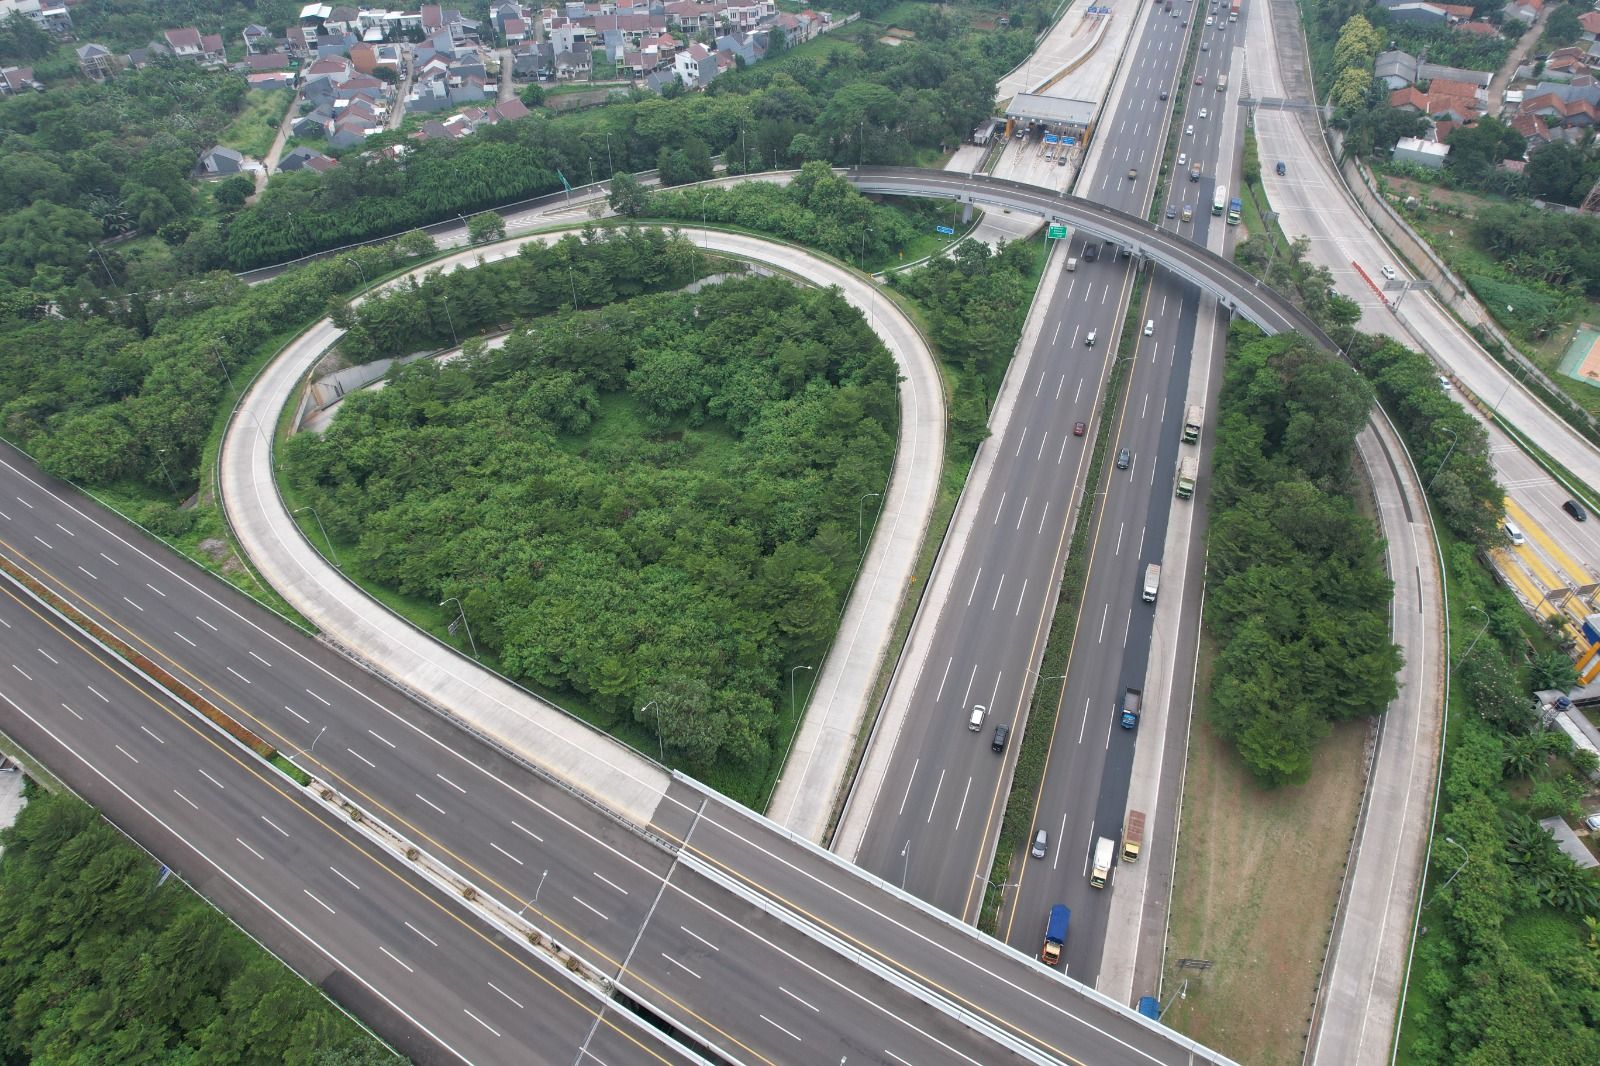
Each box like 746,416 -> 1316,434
0,443 -> 1229,1065
0,567 -> 687,1066
839,0 -> 1243,985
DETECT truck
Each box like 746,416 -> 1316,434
1227,197 -> 1242,225
1176,455 -> 1198,499
1122,810 -> 1146,863
1229,0 -> 1239,21
1212,184 -> 1227,216
1142,563 -> 1161,603
1182,403 -> 1203,443
1040,904 -> 1070,966
1119,687 -> 1142,730
1090,836 -> 1116,888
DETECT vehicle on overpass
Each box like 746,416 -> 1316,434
1213,184 -> 1227,216
1040,904 -> 1070,966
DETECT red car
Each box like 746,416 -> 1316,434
1073,421 -> 1087,437
1194,74 -> 1204,85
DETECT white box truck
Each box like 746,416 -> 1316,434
1142,563 -> 1161,603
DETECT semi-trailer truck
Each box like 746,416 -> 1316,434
1040,904 -> 1070,966
1119,687 -> 1142,729
1090,836 -> 1115,888
1176,455 -> 1198,498
1122,810 -> 1146,863
1183,403 -> 1203,443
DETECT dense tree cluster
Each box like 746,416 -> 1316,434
1401,541 -> 1600,1064
1205,329 -> 1402,784
0,233 -> 434,492
225,21 -> 1034,268
336,228 -> 699,365
891,237 -> 1041,451
1347,335 -> 1503,542
648,162 -> 916,264
0,787 -> 393,1065
284,275 -> 896,776
0,61 -> 251,297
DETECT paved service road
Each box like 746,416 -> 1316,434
0,445 -> 1230,1065
0,571 -> 686,1066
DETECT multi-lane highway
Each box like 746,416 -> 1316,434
839,0 -> 1246,985
0,442 -> 1229,1064
0,568 -> 687,1066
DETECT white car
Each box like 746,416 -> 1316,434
1198,107 -> 1209,119
1380,264 -> 1398,281
1205,14 -> 1214,24
1178,152 -> 1188,167
1186,124 -> 1194,136
1144,319 -> 1155,336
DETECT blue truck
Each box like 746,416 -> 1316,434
1119,688 -> 1142,730
1039,904 -> 1070,966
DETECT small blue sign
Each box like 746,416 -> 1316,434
936,225 -> 955,235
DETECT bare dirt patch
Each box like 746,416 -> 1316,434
1160,696 -> 1369,1066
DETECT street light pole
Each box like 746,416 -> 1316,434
1455,604 -> 1491,670
791,664 -> 814,721
900,840 -> 910,888
858,491 -> 881,555
343,255 -> 367,286
439,596 -> 477,657
440,292 -> 459,347
639,699 -> 661,761
1424,426 -> 1457,494
293,506 -> 341,569
1423,836 -> 1472,910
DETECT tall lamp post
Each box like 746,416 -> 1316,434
639,699 -> 662,761
293,506 -> 340,569
439,596 -> 477,657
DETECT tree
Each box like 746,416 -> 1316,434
213,175 -> 255,211
1333,14 -> 1381,74
467,210 -> 506,244
519,83 -> 546,108
0,10 -> 50,61
1524,140 -> 1590,205
1331,67 -> 1373,110
1530,649 -> 1580,692
607,171 -> 650,217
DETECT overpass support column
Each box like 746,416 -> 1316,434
961,202 -> 974,224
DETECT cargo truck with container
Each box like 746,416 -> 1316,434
1039,904 -> 1070,966
1229,0 -> 1239,20
1119,687 -> 1142,729
1122,810 -> 1145,862
1182,404 -> 1203,443
1090,836 -> 1115,888
1175,455 -> 1197,498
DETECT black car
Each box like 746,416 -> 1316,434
1166,204 -> 1178,219
991,724 -> 1010,753
1083,243 -> 1100,262
1159,89 -> 1168,100
1275,160 -> 1287,176
1564,499 -> 1588,522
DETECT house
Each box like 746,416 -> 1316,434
714,30 -> 765,66
1376,50 -> 1419,90
324,6 -> 361,34
1394,135 -> 1450,168
1389,85 -> 1484,122
1384,2 -> 1451,25
292,106 -> 335,137
199,145 -> 245,175
1539,817 -> 1599,870
674,41 -> 715,88
1454,20 -> 1501,37
245,52 -> 291,72
0,65 -> 40,94
126,42 -> 172,69
1424,77 -> 1487,105
1520,90 -> 1600,127
1545,46 -> 1594,78
0,0 -> 72,37
553,42 -> 592,79
1581,10 -> 1600,41
285,25 -> 321,58
644,67 -> 676,94
406,71 -> 454,110
350,42 -> 404,74
512,40 -> 548,77
248,71 -> 295,90
279,145 -> 337,171
1504,0 -> 1542,23
165,28 -> 228,66
242,24 -> 275,54
493,2 -> 525,35
504,17 -> 531,43
77,43 -> 118,81
305,55 -> 355,85
328,115 -> 380,148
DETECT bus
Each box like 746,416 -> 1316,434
1227,197 -> 1242,224
1212,184 -> 1227,216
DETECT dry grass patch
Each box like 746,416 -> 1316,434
1160,697 -> 1369,1066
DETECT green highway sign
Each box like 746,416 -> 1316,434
1046,224 -> 1068,239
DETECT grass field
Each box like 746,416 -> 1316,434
218,89 -> 293,160
1161,684 -> 1369,1066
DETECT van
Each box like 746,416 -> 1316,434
1563,499 -> 1588,522
1085,330 -> 1097,346
1144,319 -> 1155,336
968,704 -> 986,731
991,724 -> 1010,753
1502,518 -> 1525,546
1031,829 -> 1049,859
1066,256 -> 1078,272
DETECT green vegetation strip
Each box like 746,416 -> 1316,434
978,272 -> 1149,933
0,787 -> 394,1062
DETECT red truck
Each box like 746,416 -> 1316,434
1229,0 -> 1240,21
